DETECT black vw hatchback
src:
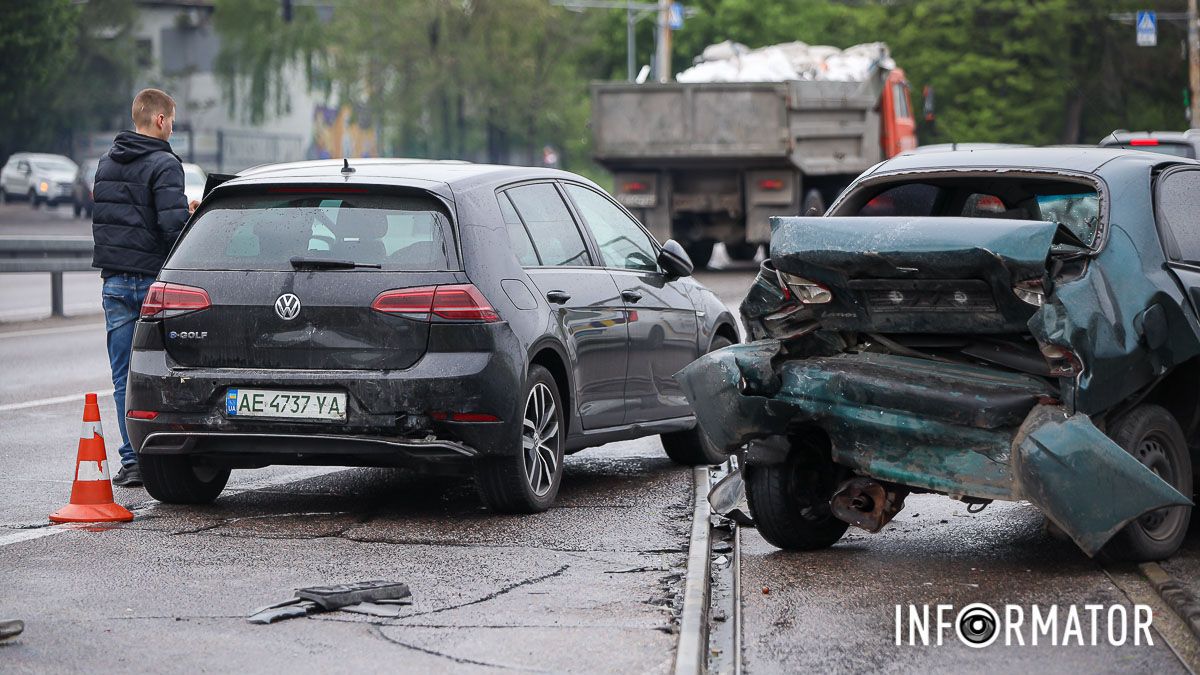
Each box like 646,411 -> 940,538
125,159 -> 738,512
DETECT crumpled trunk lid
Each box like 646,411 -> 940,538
769,216 -> 1058,333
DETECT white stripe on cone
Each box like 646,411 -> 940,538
76,460 -> 110,482
80,420 -> 103,440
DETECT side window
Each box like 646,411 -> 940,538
506,183 -> 590,266
498,192 -> 540,266
892,83 -> 910,120
17,161 -> 29,173
1157,169 -> 1200,261
564,184 -> 658,272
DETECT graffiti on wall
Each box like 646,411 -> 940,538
309,105 -> 378,160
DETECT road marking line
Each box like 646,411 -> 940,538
0,323 -> 103,340
0,466 -> 347,549
0,389 -> 114,412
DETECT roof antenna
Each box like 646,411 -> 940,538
341,158 -> 355,175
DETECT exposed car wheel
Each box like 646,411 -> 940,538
802,188 -> 826,216
140,454 -> 231,504
662,335 -> 734,466
744,434 -> 849,551
28,189 -> 40,209
475,364 -> 564,513
1102,404 -> 1192,561
685,239 -> 715,270
725,240 -> 760,261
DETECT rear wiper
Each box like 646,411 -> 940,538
289,256 -> 382,270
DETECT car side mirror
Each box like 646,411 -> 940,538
658,239 -> 693,277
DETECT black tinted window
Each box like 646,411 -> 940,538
167,191 -> 454,271
498,192 -> 540,266
506,183 -> 590,266
1158,169 -> 1200,261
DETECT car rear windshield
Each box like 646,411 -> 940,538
837,175 -> 1102,246
166,191 -> 455,271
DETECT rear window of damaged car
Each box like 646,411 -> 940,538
167,191 -> 456,271
841,175 -> 1103,247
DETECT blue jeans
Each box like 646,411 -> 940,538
103,273 -> 155,467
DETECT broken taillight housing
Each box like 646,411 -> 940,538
1040,343 -> 1082,377
140,281 -> 211,319
1013,279 -> 1046,307
776,270 -> 832,304
372,284 -> 499,322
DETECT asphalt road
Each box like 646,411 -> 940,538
2,210 -> 1199,671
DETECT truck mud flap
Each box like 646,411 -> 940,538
1013,405 -> 1191,557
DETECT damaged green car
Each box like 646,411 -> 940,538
678,148 -> 1200,561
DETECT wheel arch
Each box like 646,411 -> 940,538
528,339 -> 575,435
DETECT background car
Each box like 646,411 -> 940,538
182,162 -> 207,205
1098,129 -> 1200,158
72,157 -> 100,218
0,153 -> 78,207
126,159 -> 739,512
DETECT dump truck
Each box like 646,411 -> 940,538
590,64 -> 917,267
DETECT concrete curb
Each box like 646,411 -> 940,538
674,466 -> 712,675
1141,562 -> 1200,642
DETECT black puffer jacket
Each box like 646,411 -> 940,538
91,131 -> 189,276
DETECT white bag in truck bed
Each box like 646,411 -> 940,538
677,40 -> 896,83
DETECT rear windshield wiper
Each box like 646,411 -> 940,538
289,256 -> 382,270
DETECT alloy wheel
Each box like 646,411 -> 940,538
522,382 -> 559,497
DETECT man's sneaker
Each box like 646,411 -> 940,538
113,463 -> 142,487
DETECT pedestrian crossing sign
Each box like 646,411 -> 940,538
1137,10 -> 1157,47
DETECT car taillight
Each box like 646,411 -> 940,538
372,284 -> 499,322
140,281 -> 211,318
1013,278 -> 1046,306
1040,343 -> 1082,377
127,410 -> 159,420
776,270 -> 832,304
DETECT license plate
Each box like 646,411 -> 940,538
225,388 -> 347,421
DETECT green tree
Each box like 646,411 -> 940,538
0,0 -> 80,159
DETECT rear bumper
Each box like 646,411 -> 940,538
676,340 -> 1191,556
126,324 -> 524,464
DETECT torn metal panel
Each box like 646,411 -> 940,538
676,341 -> 1192,553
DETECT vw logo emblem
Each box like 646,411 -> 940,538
275,293 -> 301,320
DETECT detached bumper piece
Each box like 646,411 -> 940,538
247,580 -> 413,624
677,340 -> 1191,556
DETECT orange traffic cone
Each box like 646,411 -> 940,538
49,393 -> 134,523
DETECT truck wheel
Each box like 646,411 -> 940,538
661,336 -> 734,465
685,240 -> 714,269
744,434 -> 848,551
802,189 -> 826,215
476,364 -> 564,513
725,240 -> 759,261
140,455 -> 230,504
1102,404 -> 1192,561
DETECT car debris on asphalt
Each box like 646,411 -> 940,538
247,580 -> 412,624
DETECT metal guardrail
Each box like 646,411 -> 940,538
0,236 -> 94,317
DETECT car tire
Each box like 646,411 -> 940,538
140,454 -> 231,504
685,239 -> 715,270
661,335 -> 734,466
743,434 -> 849,551
1101,404 -> 1192,561
28,189 -> 39,209
475,364 -> 565,513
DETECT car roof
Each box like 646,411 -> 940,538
231,158 -> 591,192
868,146 -> 1194,176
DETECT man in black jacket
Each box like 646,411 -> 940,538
92,88 -> 198,487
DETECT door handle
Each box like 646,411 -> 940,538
621,290 -> 642,303
545,290 -> 571,304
